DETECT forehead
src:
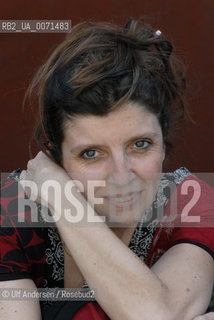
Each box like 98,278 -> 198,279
63,103 -> 161,144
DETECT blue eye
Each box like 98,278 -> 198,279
134,140 -> 150,149
82,150 -> 99,159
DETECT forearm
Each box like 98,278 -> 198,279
59,225 -> 170,320
48,175 -> 171,320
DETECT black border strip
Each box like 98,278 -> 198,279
173,240 -> 214,259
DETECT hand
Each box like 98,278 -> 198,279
19,151 -> 100,228
20,151 -> 69,204
193,313 -> 214,320
21,150 -> 66,182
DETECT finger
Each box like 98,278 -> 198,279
27,159 -> 33,169
19,170 -> 26,181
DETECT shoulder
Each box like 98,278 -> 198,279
146,168 -> 214,265
1,169 -> 48,229
164,168 -> 214,224
0,169 -> 46,251
163,167 -> 214,257
0,170 -> 47,287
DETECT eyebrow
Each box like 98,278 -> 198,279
69,131 -> 160,153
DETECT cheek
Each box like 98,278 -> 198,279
134,152 -> 164,174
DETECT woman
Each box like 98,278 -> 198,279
0,18 -> 214,320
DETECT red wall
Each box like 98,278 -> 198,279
0,0 -> 214,173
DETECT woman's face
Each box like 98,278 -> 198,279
62,102 -> 165,225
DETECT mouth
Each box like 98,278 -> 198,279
103,191 -> 142,209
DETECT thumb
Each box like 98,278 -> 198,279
19,170 -> 26,181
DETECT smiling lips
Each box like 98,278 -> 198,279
103,191 -> 142,208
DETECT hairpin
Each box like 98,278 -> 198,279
153,30 -> 162,38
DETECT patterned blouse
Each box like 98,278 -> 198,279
0,167 -> 214,311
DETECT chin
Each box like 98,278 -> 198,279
95,204 -> 144,227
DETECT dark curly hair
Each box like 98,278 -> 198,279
24,18 -> 188,165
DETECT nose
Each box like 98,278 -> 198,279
107,152 -> 135,186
